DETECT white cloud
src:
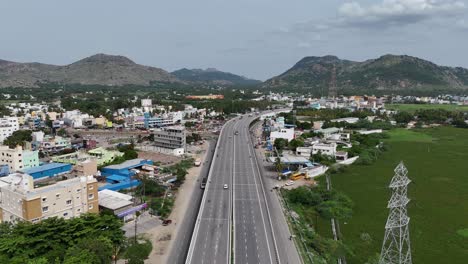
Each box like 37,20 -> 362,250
338,0 -> 466,27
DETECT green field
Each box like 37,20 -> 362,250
386,103 -> 468,112
332,127 -> 468,264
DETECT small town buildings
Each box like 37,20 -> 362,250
312,143 -> 337,156
0,174 -> 98,223
99,159 -> 153,191
98,189 -> 139,221
148,126 -> 186,156
0,145 -> 39,172
21,163 -> 72,180
270,128 -> 295,142
331,117 -> 360,124
0,116 -> 19,143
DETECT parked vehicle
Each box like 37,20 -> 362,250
162,219 -> 172,226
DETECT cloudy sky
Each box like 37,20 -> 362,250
1,0 -> 467,80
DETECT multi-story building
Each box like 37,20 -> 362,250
148,126 -> 186,156
0,117 -> 19,143
0,145 -> 40,172
0,173 -> 98,223
39,136 -> 72,153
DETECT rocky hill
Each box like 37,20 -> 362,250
0,54 -> 178,88
172,68 -> 261,86
265,55 -> 468,92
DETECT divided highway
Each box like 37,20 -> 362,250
186,114 -> 289,264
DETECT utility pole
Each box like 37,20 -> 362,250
379,162 -> 412,264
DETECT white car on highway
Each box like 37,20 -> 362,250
223,184 -> 228,189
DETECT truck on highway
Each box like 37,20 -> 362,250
200,177 -> 208,189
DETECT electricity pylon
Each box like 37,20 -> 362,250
379,162 -> 412,264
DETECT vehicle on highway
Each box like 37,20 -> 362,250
162,219 -> 172,226
223,184 -> 228,189
200,177 -> 208,189
285,181 -> 295,186
234,131 -> 239,135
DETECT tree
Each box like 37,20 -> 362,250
288,139 -> 304,151
124,240 -> 152,264
393,111 -> 413,124
273,138 -> 288,153
3,130 -> 32,147
57,128 -> 67,137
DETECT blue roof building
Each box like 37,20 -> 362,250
99,159 -> 153,191
21,163 -> 72,180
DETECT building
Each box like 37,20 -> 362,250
315,127 -> 342,138
296,147 -> 312,157
270,128 -> 295,142
312,143 -> 337,157
331,117 -> 360,124
38,136 -> 72,153
185,94 -> 224,100
0,117 -> 19,143
51,148 -> 123,166
0,173 -> 98,223
149,126 -> 186,156
99,159 -> 153,191
73,159 -> 98,177
98,189 -> 140,221
21,163 -> 72,180
0,145 -> 40,172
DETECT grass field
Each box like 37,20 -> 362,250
386,103 -> 468,112
332,127 -> 468,264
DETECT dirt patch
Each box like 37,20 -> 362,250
138,151 -> 182,166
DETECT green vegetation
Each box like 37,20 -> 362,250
386,128 -> 433,142
282,186 -> 353,263
387,103 -> 468,112
124,237 -> 152,264
332,127 -> 468,264
3,130 -> 32,147
456,228 -> 468,238
149,196 -> 174,219
0,214 -> 125,264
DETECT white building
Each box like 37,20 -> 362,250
0,145 -> 40,172
331,117 -> 360,124
270,128 -> 295,142
0,117 -> 19,143
312,143 -> 337,157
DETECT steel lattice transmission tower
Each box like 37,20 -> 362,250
328,64 -> 337,98
379,162 -> 412,264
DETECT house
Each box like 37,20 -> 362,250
312,143 -> 337,156
0,174 -> 98,223
270,128 -> 295,142
0,145 -> 39,172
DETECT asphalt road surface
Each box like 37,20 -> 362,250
186,119 -> 237,264
186,115 -> 281,264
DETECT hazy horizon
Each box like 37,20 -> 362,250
1,0 -> 468,81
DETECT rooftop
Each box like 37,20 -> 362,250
103,158 -> 149,170
21,162 -> 71,175
98,189 -> 133,210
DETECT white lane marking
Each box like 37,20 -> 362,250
249,122 -> 282,264
185,119 -> 235,264
247,135 -> 274,264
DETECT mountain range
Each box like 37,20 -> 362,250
265,54 -> 468,92
0,54 -> 259,88
171,68 -> 260,85
1,53 -> 468,92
